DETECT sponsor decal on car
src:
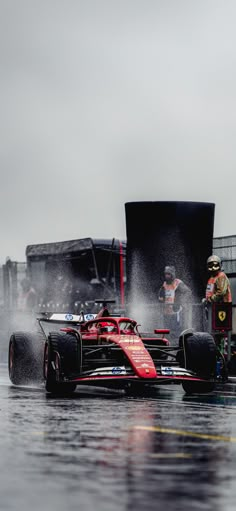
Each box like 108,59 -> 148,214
160,366 -> 196,377
87,366 -> 127,376
125,346 -> 142,351
112,367 -> 123,375
65,313 -> 73,321
161,367 -> 174,376
84,313 -> 97,321
119,339 -> 140,343
50,313 -> 82,322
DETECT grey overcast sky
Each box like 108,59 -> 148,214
1,0 -> 236,263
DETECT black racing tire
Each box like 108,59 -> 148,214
178,331 -> 217,378
8,331 -> 45,385
44,331 -> 81,394
177,331 -> 217,394
182,381 -> 215,395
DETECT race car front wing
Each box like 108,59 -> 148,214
58,365 -> 215,386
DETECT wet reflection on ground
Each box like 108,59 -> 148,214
1,366 -> 236,511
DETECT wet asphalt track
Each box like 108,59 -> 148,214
1,365 -> 236,511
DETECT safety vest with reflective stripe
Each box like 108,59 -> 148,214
163,279 -> 181,303
162,278 -> 182,314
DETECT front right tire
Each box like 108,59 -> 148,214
178,331 -> 217,394
182,380 -> 215,395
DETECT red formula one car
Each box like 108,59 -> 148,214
8,303 -> 218,395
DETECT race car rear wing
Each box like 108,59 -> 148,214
37,312 -> 97,324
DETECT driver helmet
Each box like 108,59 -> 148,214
207,255 -> 221,273
164,265 -> 176,281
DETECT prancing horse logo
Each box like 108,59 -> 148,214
218,311 -> 226,322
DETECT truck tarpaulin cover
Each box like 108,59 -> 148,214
26,238 -> 126,258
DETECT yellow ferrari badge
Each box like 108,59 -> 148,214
218,311 -> 226,322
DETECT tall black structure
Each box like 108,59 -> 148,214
125,201 -> 215,326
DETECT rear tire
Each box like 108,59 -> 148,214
8,331 -> 44,385
44,331 -> 81,395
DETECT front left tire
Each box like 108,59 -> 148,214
44,331 -> 81,394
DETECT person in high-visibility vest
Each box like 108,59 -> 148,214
159,265 -> 191,313
159,266 -> 192,339
205,255 -> 232,303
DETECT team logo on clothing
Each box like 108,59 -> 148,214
218,311 -> 226,322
